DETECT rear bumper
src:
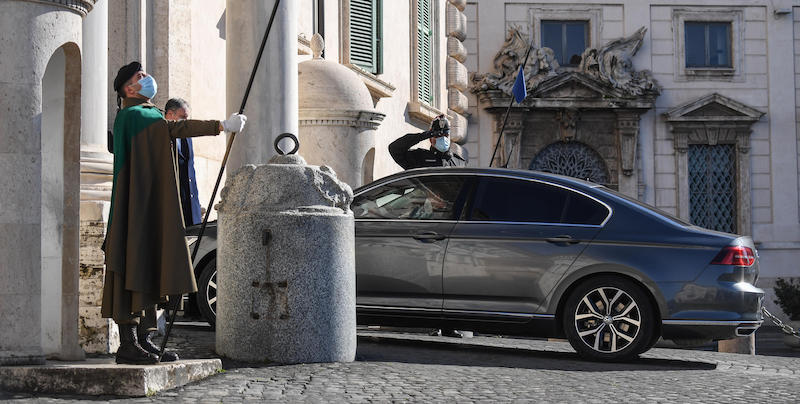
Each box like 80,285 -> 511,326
661,282 -> 764,341
662,319 -> 763,341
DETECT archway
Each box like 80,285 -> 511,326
40,42 -> 83,359
529,141 -> 609,185
362,147 -> 375,186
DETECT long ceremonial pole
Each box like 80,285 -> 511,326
488,43 -> 534,167
159,0 -> 282,361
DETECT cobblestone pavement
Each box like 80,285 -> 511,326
3,324 -> 800,403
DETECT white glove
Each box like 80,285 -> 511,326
221,113 -> 247,133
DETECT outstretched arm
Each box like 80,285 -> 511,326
389,131 -> 431,169
165,119 -> 221,139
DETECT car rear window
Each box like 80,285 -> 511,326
468,177 -> 607,225
598,186 -> 692,227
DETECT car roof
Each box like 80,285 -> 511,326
356,167 -> 604,193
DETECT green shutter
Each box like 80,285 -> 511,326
417,0 -> 433,105
350,0 -> 381,74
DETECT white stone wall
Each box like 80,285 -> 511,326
188,0 -> 228,221
296,0 -> 455,179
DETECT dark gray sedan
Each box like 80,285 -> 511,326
188,167 -> 764,361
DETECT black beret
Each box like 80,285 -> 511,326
113,61 -> 142,93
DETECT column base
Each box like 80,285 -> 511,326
0,350 -> 46,366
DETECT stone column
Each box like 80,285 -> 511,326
226,0 -> 298,172
79,0 -> 118,354
0,0 -> 88,365
107,0 -> 146,121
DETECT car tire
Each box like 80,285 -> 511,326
195,258 -> 217,328
562,276 -> 655,362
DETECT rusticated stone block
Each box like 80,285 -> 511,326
448,88 -> 469,114
448,0 -> 466,12
78,306 -> 119,354
446,3 -> 467,41
447,37 -> 467,62
447,56 -> 469,91
448,109 -> 469,144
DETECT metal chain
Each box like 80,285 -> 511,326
762,307 -> 800,340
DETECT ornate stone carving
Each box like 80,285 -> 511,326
556,108 -> 579,141
579,27 -> 659,96
471,26 -> 660,99
471,27 -> 559,96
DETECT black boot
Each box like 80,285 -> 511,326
116,324 -> 159,365
137,325 -> 179,362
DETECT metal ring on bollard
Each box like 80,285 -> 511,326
274,133 -> 300,155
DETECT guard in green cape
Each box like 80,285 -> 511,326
102,61 -> 247,364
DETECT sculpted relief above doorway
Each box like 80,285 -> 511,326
471,26 -> 660,197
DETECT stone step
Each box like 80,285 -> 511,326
0,358 -> 221,397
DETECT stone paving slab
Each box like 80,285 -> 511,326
0,358 -> 222,397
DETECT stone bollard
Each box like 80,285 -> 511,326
215,144 -> 355,364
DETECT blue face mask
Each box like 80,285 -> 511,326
137,75 -> 158,99
434,136 -> 450,153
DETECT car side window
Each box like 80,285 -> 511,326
468,177 -> 606,225
353,176 -> 466,220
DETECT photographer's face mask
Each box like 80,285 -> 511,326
434,135 -> 450,153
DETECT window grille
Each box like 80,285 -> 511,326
688,144 -> 736,233
529,142 -> 609,185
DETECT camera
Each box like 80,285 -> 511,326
430,128 -> 450,138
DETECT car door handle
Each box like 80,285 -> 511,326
546,235 -> 580,245
413,231 -> 446,242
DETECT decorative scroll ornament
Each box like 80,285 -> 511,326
579,27 -> 659,96
471,27 -> 559,96
471,26 -> 660,99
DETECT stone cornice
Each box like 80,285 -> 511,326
299,109 -> 386,130
26,0 -> 95,16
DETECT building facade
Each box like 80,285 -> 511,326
465,0 -> 800,323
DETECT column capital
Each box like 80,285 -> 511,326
29,0 -> 96,16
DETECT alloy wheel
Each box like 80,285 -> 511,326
205,269 -> 217,317
574,286 -> 641,354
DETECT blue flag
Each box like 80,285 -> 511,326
511,66 -> 527,103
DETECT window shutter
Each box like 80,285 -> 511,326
416,0 -> 433,105
350,0 -> 380,74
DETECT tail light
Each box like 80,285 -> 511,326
711,246 -> 755,267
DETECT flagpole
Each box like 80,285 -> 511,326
489,43 -> 534,168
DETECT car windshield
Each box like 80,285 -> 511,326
598,186 -> 693,227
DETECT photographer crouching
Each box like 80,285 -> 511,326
389,115 -> 467,169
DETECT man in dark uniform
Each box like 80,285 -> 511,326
389,115 -> 467,169
103,62 -> 246,364
388,115 -> 467,338
164,98 -> 202,227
